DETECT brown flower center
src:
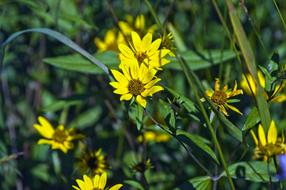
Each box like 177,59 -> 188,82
135,52 -> 147,63
52,129 -> 68,143
211,90 -> 227,105
128,79 -> 145,96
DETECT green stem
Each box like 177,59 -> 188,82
178,56 -> 236,190
143,0 -> 164,33
272,0 -> 286,33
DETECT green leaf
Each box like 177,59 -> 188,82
43,51 -> 118,74
128,103 -> 144,131
167,50 -> 237,70
0,28 -> 109,74
124,180 -> 144,190
42,95 -> 87,112
189,176 -> 212,190
242,107 -> 260,131
69,107 -> 102,129
166,87 -> 197,113
221,161 -> 277,182
177,130 -> 219,164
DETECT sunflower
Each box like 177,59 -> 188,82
204,78 -> 243,116
110,61 -> 163,108
72,173 -> 122,190
118,31 -> 171,69
241,71 -> 286,103
251,121 -> 286,161
77,149 -> 107,175
94,29 -> 125,52
33,116 -> 82,153
119,14 -> 157,37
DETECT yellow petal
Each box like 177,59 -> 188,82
226,104 -> 243,115
37,116 -> 55,138
135,14 -> 145,31
142,85 -> 163,97
84,175 -> 93,189
99,173 -> 107,189
72,185 -> 81,190
114,87 -> 129,95
93,174 -> 100,188
214,78 -> 220,91
250,130 -> 258,145
147,39 -> 161,56
136,95 -> 147,108
110,82 -> 119,88
144,78 -> 161,89
118,44 -> 134,58
141,33 -> 152,52
258,71 -> 266,88
131,31 -> 142,51
258,124 -> 266,146
120,93 -> 133,101
109,184 -> 123,190
267,120 -> 277,144
37,139 -> 53,145
76,179 -> 86,190
33,124 -> 54,139
271,94 -> 286,103
205,89 -> 213,98
130,62 -> 140,79
111,69 -> 129,86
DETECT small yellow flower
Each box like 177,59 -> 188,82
250,121 -> 286,161
119,14 -> 157,37
137,131 -> 171,143
94,29 -> 125,52
72,173 -> 123,190
110,61 -> 163,108
33,116 -> 81,153
240,71 -> 286,103
204,78 -> 243,116
77,149 -> 107,175
118,31 -> 171,69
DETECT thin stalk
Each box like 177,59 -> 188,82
272,0 -> 286,33
145,110 -> 212,176
178,56 -> 236,190
143,0 -> 164,33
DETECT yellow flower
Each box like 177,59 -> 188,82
205,78 -> 243,116
118,31 -> 171,69
119,14 -> 157,37
250,121 -> 286,161
72,173 -> 122,190
77,149 -> 107,175
94,29 -> 125,52
110,61 -> 163,108
137,130 -> 171,143
240,71 -> 286,103
33,116 -> 81,153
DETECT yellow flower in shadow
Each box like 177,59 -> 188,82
77,149 -> 107,175
33,116 -> 82,153
240,71 -> 286,103
110,61 -> 163,108
119,14 -> 157,37
204,78 -> 243,116
94,29 -> 125,52
251,121 -> 286,161
118,31 -> 171,69
137,130 -> 171,143
72,173 -> 122,190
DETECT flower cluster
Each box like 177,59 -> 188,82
109,30 -> 172,108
